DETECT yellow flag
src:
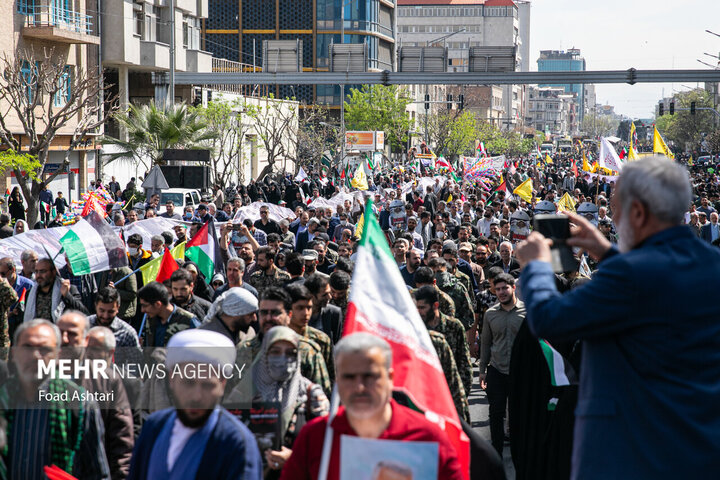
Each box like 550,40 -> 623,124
513,178 -> 533,203
627,145 -> 640,161
545,153 -> 554,165
688,156 -> 694,166
354,213 -> 365,237
557,192 -> 576,213
447,194 -> 453,202
350,164 -> 368,190
140,241 -> 186,285
653,127 -> 675,159
629,122 -> 637,149
582,152 -> 591,171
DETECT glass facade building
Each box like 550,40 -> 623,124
205,0 -> 396,104
537,49 -> 586,122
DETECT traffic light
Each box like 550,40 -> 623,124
424,94 -> 430,111
669,101 -> 675,115
447,94 -> 453,110
659,102 -> 664,116
691,101 -> 696,115
458,94 -> 465,111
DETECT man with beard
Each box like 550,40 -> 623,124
479,273 -> 525,456
170,269 -> 212,320
280,333 -> 464,480
328,271 -> 350,318
199,287 -> 257,345
57,311 -> 134,480
0,319 -> 110,479
88,287 -> 143,368
286,284 -> 334,383
413,286 -> 471,420
128,329 -> 263,479
248,246 -> 291,295
236,287 -> 331,395
24,258 -> 87,323
305,273 -> 343,345
516,157 -> 720,479
399,248 -> 422,288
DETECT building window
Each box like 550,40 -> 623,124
133,3 -> 143,37
54,66 -> 71,107
21,60 -> 37,103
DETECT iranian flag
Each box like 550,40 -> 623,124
185,220 -> 222,281
436,157 -> 452,170
59,211 -> 129,275
343,201 -> 470,477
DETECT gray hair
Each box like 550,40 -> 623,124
499,241 -> 514,251
151,234 -> 164,243
616,156 -> 691,225
227,256 -> 245,271
334,332 -> 392,370
20,249 -> 37,262
14,319 -> 61,350
88,326 -> 116,350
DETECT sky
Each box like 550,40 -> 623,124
529,0 -> 720,119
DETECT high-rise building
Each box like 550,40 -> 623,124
205,0 -> 396,104
537,48 -> 586,122
396,0 -> 529,130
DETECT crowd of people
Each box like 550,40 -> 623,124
0,150 -> 719,480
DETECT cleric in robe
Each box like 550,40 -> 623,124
127,329 -> 263,479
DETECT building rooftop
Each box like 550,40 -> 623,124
397,0 -> 506,5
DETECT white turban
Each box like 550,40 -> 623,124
165,329 -> 236,369
203,287 -> 258,323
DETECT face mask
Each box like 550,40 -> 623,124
436,231 -> 445,238
184,213 -> 192,220
127,247 -> 138,256
267,355 -> 297,382
340,220 -> 347,225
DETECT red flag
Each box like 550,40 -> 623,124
571,159 -> 579,178
495,179 -> 507,192
81,195 -> 106,218
619,148 -> 626,160
155,247 -> 179,283
19,288 -> 26,305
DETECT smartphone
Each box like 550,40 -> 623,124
232,223 -> 243,231
533,214 -> 578,273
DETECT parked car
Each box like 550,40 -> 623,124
157,188 -> 201,214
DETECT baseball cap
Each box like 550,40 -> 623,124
302,249 -> 319,261
458,242 -> 473,252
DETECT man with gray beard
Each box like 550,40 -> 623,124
516,156 -> 720,479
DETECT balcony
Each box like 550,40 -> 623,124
186,49 -> 212,73
18,1 -> 100,45
140,41 -> 170,70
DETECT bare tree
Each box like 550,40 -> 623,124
293,103 -> 343,175
246,96 -> 299,180
0,47 -> 117,226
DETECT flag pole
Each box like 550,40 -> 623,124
317,386 -> 339,480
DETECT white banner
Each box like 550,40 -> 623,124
231,202 -> 296,224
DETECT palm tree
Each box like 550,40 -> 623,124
101,101 -> 216,171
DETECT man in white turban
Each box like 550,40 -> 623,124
199,287 -> 258,345
128,329 -> 263,480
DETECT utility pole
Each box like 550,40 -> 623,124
168,0 -> 175,109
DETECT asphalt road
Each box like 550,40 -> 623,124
469,365 -> 516,479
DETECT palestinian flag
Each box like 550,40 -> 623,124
539,339 -> 578,386
185,220 -> 222,281
495,176 -> 507,192
4,189 -> 9,198
59,211 -> 129,275
343,200 -> 470,476
321,153 -> 332,176
40,201 -> 51,214
365,153 -> 375,171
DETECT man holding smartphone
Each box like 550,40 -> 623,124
516,157 -> 720,479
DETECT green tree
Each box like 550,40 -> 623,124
654,89 -> 715,151
293,103 -> 343,174
427,110 -> 478,160
101,101 -> 216,171
505,131 -> 533,157
344,85 -> 413,151
476,121 -> 508,155
0,47 -> 115,227
706,130 -> 720,154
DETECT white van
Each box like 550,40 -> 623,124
158,188 -> 202,214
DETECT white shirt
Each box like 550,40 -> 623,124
167,418 -> 200,470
